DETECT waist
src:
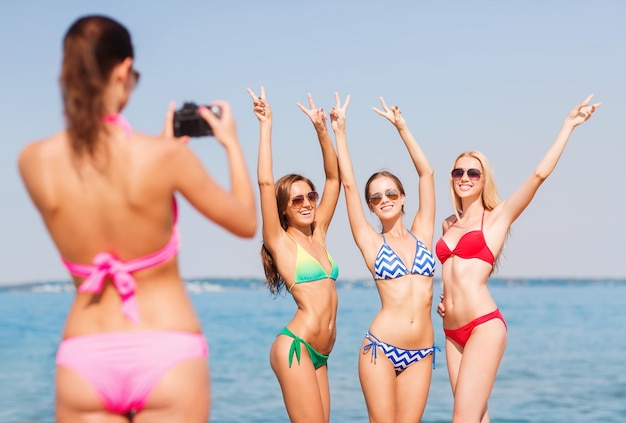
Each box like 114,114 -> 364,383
442,296 -> 499,330
367,316 -> 434,349
287,313 -> 337,352
62,279 -> 201,338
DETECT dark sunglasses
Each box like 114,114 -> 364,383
369,189 -> 400,206
290,191 -> 319,208
131,68 -> 140,86
451,168 -> 482,181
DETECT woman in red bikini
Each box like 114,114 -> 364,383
18,15 -> 256,422
436,94 -> 600,422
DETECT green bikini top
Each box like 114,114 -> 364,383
286,233 -> 339,291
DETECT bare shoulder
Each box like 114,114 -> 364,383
442,214 -> 457,231
18,132 -> 65,175
131,133 -> 192,164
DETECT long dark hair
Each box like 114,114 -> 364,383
261,174 -> 316,295
61,15 -> 133,158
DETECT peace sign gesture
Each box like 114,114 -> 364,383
297,93 -> 328,133
372,96 -> 406,131
247,86 -> 271,124
330,92 -> 351,133
564,93 -> 602,128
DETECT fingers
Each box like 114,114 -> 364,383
247,86 -> 265,102
343,94 -> 351,110
199,100 -> 227,126
307,92 -> 316,109
371,107 -> 385,117
162,100 -> 176,138
581,93 -> 594,106
246,87 -> 257,101
333,92 -> 351,111
296,101 -> 308,114
379,96 -> 389,111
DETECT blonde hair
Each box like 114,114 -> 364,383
449,151 -> 505,273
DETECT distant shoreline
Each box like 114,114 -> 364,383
1,277 -> 625,293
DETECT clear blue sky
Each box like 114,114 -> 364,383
1,0 -> 624,284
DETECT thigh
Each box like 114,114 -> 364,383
315,365 -> 331,423
453,319 -> 507,422
358,338 -> 397,423
270,335 -> 326,423
135,358 -> 210,423
395,357 -> 433,423
56,366 -> 129,423
445,338 -> 463,394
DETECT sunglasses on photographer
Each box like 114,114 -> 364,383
368,189 -> 400,206
451,168 -> 482,181
290,191 -> 319,208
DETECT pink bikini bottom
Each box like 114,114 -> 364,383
56,330 -> 208,414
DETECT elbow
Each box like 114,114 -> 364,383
534,169 -> 550,182
236,211 -> 258,238
417,167 -> 435,179
258,179 -> 273,190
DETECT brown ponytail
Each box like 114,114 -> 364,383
60,15 -> 133,158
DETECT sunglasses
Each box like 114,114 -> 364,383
290,191 -> 319,208
368,189 -> 400,206
131,68 -> 141,86
451,168 -> 482,181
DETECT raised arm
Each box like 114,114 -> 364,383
296,93 -> 340,237
173,100 -> 257,238
246,86 -> 287,251
331,93 -> 380,259
372,97 -> 435,246
497,94 -> 601,226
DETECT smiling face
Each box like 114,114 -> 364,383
366,175 -> 405,220
451,156 -> 484,199
283,179 -> 317,228
449,150 -> 502,214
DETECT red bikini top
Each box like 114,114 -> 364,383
435,211 -> 495,266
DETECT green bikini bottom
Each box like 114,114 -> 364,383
278,327 -> 329,369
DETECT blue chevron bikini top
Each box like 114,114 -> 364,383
374,231 -> 435,279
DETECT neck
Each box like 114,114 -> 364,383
287,225 -> 313,238
459,199 -> 485,218
102,113 -> 132,138
380,218 -> 406,237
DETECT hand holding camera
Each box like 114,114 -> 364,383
173,102 -> 222,137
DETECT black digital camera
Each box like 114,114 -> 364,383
173,102 -> 221,137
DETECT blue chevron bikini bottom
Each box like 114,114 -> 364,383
363,332 -> 440,374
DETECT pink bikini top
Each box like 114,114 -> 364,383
435,211 -> 495,266
61,114 -> 180,324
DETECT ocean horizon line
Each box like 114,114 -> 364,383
1,276 -> 625,293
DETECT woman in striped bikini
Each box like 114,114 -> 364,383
334,95 -> 437,422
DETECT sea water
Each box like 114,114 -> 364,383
0,279 -> 624,422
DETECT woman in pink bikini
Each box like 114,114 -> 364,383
18,15 -> 256,422
436,94 -> 600,422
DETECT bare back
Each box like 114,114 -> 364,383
19,127 -> 202,336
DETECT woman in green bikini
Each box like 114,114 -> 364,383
248,87 -> 343,423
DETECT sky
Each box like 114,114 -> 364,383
1,0 -> 624,285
